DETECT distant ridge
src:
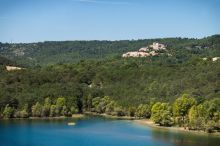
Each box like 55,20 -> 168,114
0,35 -> 219,66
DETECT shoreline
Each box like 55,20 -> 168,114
0,114 -> 85,120
84,112 -> 136,120
134,119 -> 220,137
85,112 -> 220,137
1,113 -> 220,137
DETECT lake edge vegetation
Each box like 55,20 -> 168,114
1,94 -> 220,134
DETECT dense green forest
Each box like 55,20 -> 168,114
0,35 -> 220,133
0,35 -> 220,66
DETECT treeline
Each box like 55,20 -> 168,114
89,95 -> 220,133
2,97 -> 78,118
2,95 -> 220,133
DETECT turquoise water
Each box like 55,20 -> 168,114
0,116 -> 220,146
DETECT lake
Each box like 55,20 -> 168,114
0,116 -> 220,146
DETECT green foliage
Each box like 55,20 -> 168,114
188,98 -> 220,132
55,97 -> 66,116
15,104 -> 29,118
172,94 -> 196,126
92,97 -> 103,113
61,105 -> 69,116
203,98 -> 220,120
56,97 -> 66,107
3,104 -> 14,118
0,36 -> 220,133
70,106 -> 78,114
42,98 -> 51,117
105,101 -> 117,114
92,96 -> 114,114
50,105 -> 56,117
114,106 -> 125,117
83,95 -> 93,111
91,96 -> 126,116
188,105 -> 206,130
128,107 -> 136,117
135,104 -> 151,118
1,35 -> 220,66
15,109 -> 29,118
159,110 -> 174,126
0,57 -> 219,113
151,102 -> 173,126
0,56 -> 16,66
31,102 -> 42,117
173,94 -> 197,117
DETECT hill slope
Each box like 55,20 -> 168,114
0,35 -> 219,66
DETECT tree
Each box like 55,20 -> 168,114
151,102 -> 173,126
56,97 -> 66,108
55,97 -> 66,116
160,110 -> 174,126
203,98 -> 220,121
83,95 -> 92,111
92,97 -> 104,113
172,94 -> 196,126
188,100 -> 220,133
16,109 -> 29,118
15,104 -> 29,118
42,98 -> 51,117
205,120 -> 216,133
135,104 -> 151,118
3,104 -> 14,118
128,106 -> 136,117
70,106 -> 78,114
105,101 -> 116,115
31,102 -> 42,117
50,105 -> 56,117
61,105 -> 69,116
114,106 -> 125,117
91,97 -> 102,112
188,105 -> 206,130
198,99 -> 220,133
91,96 -> 113,114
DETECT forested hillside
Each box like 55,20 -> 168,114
0,35 -> 220,66
0,57 -> 219,111
0,56 -> 16,66
0,35 -> 220,132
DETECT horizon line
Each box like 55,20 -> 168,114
1,34 -> 219,44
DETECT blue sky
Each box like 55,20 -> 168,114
0,0 -> 220,43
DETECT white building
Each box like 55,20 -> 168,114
122,52 -> 150,57
212,57 -> 220,61
122,42 -> 166,58
149,42 -> 166,50
139,47 -> 149,52
6,66 -> 23,71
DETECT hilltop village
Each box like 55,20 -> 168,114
122,42 -> 169,57
122,42 -> 220,62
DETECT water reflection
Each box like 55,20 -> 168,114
150,127 -> 220,146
